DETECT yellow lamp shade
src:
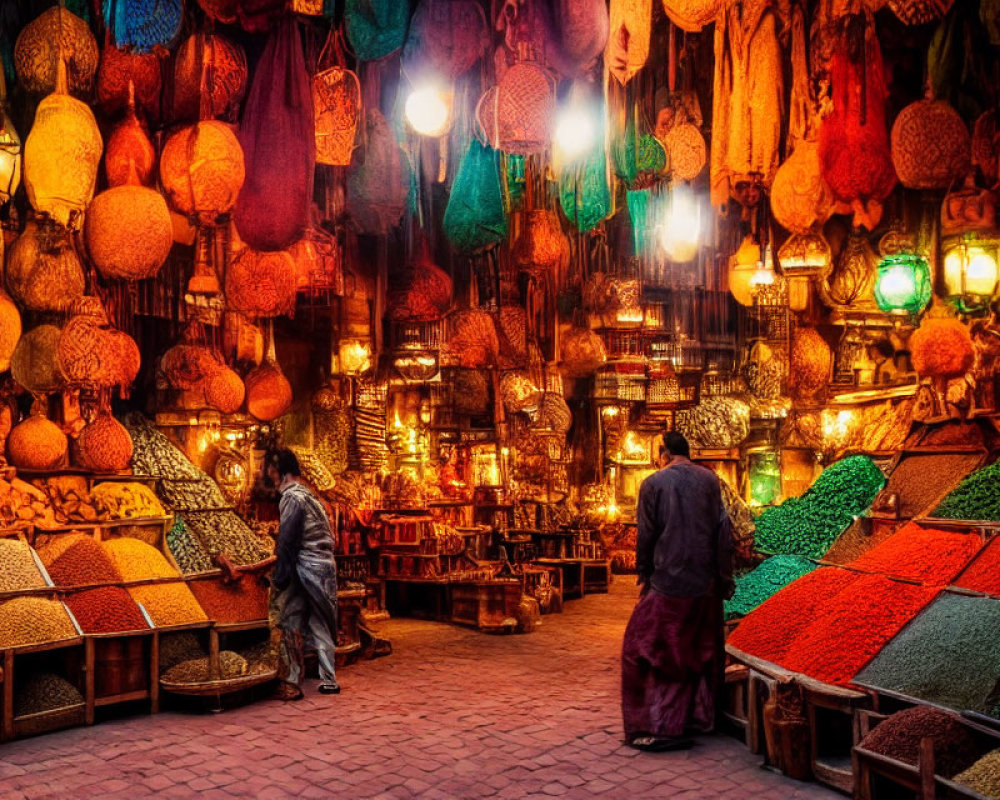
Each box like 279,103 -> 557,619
943,242 -> 999,312
729,237 -> 762,307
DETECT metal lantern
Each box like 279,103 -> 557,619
729,236 -> 764,307
874,254 -> 932,316
942,235 -> 1000,315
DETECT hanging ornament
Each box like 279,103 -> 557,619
606,0 -> 652,85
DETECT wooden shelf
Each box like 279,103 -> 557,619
94,689 -> 150,708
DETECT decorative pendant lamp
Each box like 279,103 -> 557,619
942,234 -> 1000,315
874,254 -> 932,316
729,236 -> 761,307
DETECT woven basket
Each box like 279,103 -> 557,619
607,0 -> 651,85
96,45 -> 161,117
403,0 -> 488,80
105,104 -> 156,187
6,222 -> 86,313
14,6 -> 98,97
172,33 -> 248,121
513,210 -> 568,278
887,0 -> 953,25
662,0 -> 721,31
891,99 -> 970,190
664,122 -> 706,182
771,141 -> 834,234
159,122 -> 245,222
446,310 -> 500,368
226,242 -> 297,319
11,325 -> 63,395
495,63 -> 554,155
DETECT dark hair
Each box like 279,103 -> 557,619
267,448 -> 301,477
662,431 -> 690,459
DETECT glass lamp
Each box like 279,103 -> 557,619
942,236 -> 999,315
874,254 -> 932,316
729,236 -> 762,307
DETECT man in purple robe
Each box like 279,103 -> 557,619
621,432 -> 734,751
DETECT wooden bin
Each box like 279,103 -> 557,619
803,683 -> 873,793
87,629 -> 158,718
448,580 -> 523,632
722,663 -> 750,743
1,637 -> 87,742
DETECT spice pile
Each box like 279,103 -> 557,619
38,534 -> 122,587
14,673 -> 84,717
189,575 -> 268,623
30,477 -> 105,525
880,452 -> 982,519
90,482 -> 165,518
859,706 -> 979,778
846,523 -> 983,584
166,516 -> 214,574
754,455 -> 884,557
0,597 -> 77,647
182,510 -> 272,565
855,593 -> 1000,715
0,538 -> 46,592
159,632 -> 205,671
65,587 -> 148,633
158,478 -> 227,511
954,537 -> 1000,595
125,414 -> 201,480
725,556 -> 817,619
728,567 -> 861,663
933,460 -> 1000,521
955,750 -> 1000,798
102,538 -> 178,580
161,651 -> 248,683
821,518 -> 896,564
780,573 -> 937,686
291,446 -> 337,492
128,582 -> 207,627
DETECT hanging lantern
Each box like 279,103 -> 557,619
337,339 -> 371,375
942,235 -> 1000,315
658,185 -> 701,263
777,231 -> 832,277
404,83 -> 453,138
729,237 -> 762,307
874,254 -> 932,316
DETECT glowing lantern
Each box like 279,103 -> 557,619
942,236 -> 999,314
729,236 -> 762,307
337,339 -> 371,375
874,254 -> 932,316
658,185 -> 701,263
553,103 -> 596,163
405,84 -> 452,137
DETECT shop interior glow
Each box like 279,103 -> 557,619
658,186 -> 700,263
553,105 -> 596,162
404,85 -> 452,137
943,239 -> 999,314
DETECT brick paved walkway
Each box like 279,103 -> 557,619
0,581 -> 836,799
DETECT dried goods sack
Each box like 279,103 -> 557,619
234,19 -> 314,251
0,597 -> 77,648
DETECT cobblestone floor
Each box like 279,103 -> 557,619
0,581 -> 836,799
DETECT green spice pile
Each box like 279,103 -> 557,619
161,651 -> 248,683
855,593 -> 1000,715
183,510 -> 272,565
955,749 -> 1000,798
859,706 -> 979,778
725,556 -> 817,619
166,516 -> 214,574
158,478 -> 227,511
932,460 -> 1000,521
883,453 -> 982,519
241,641 -> 278,675
754,455 -> 885,557
0,538 -> 46,592
14,673 -> 84,717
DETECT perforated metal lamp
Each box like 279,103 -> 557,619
873,254 -> 931,316
942,236 -> 999,315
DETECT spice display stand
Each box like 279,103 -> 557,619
1,637 -> 87,742
722,663 -> 750,743
86,628 -> 158,720
804,682 -> 874,793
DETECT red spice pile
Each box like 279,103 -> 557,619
782,574 -> 938,686
65,587 -> 148,634
847,523 -> 984,585
40,535 -> 123,587
954,537 -> 1000,596
728,567 -> 862,663
188,576 -> 268,624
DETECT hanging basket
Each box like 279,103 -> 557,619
74,414 -> 133,473
494,63 -> 555,155
513,210 -> 569,279
606,0 -> 652,85
226,243 -> 297,319
402,0 -> 488,81
11,325 -> 63,395
15,6 -> 98,97
5,221 -> 86,313
891,98 -> 971,190
105,103 -> 156,187
664,122 -> 707,182
57,298 -> 140,393
313,66 -> 361,167
159,122 -> 245,223
662,0 -> 721,32
887,0 -> 954,25
446,310 -> 500,368
172,33 -> 248,121
96,45 -> 162,117
771,141 -> 834,234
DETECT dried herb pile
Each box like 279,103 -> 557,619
90,482 -> 165,518
859,706 -> 979,778
933,460 -> 1000,521
128,582 -> 207,627
728,567 -> 861,663
882,453 -> 982,519
38,534 -> 121,587
724,556 -> 817,619
166,516 -> 214,574
754,455 -> 885,557
0,597 -> 77,647
182,510 -> 272,565
954,538 -> 1000,596
161,651 -> 248,683
159,632 -> 205,671
14,673 -> 83,716
855,593 -> 1000,716
65,587 -> 148,633
780,573 -> 937,686
846,523 -> 983,585
955,749 -> 1000,798
0,538 -> 46,592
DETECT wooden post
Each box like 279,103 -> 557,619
209,627 -> 221,681
150,631 -> 160,714
2,649 -> 14,742
84,637 -> 95,726
919,737 -> 936,800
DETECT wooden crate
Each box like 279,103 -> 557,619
722,663 -> 750,743
534,558 -> 612,600
1,638 -> 87,742
804,683 -> 874,794
448,580 -> 523,632
86,629 -> 158,719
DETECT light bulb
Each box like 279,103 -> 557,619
554,106 -> 595,161
966,249 -> 999,296
658,186 -> 701,263
405,86 -> 451,137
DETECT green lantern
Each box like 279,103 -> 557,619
874,254 -> 932,315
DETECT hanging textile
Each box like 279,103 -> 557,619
347,109 -> 409,234
626,188 -> 655,257
443,140 -> 508,253
711,0 -> 784,205
547,0 -> 609,76
234,19 -> 314,252
402,0 -> 488,81
818,13 -> 897,230
607,0 -> 652,85
104,0 -> 183,52
558,145 -> 612,234
345,0 -> 410,62
494,63 -> 555,156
